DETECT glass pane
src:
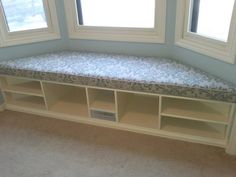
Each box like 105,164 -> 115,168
78,0 -> 155,28
1,0 -> 48,32
189,0 -> 235,42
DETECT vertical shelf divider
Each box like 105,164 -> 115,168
40,81 -> 49,110
158,96 -> 162,129
226,105 -> 236,139
114,90 -> 119,122
116,91 -> 129,122
85,87 -> 92,118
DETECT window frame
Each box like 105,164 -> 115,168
0,0 -> 60,47
175,0 -> 236,64
64,0 -> 166,43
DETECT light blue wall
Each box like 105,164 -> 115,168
0,0 -> 236,105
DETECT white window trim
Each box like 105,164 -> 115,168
64,0 -> 166,43
0,0 -> 60,47
175,0 -> 236,64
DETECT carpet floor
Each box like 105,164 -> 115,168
0,110 -> 236,177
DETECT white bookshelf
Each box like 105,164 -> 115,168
0,76 -> 235,149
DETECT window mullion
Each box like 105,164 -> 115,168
76,0 -> 84,25
190,0 -> 200,33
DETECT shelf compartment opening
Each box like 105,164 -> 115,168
117,92 -> 159,129
87,88 -> 116,112
4,92 -> 46,110
161,116 -> 227,140
0,76 -> 43,96
43,83 -> 88,117
161,97 -> 231,125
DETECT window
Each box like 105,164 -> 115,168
175,0 -> 236,63
77,0 -> 155,28
1,0 -> 47,32
64,0 -> 166,43
189,0 -> 234,42
0,0 -> 60,47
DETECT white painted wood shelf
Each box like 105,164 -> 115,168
4,92 -> 46,110
0,77 -> 43,96
161,116 -> 226,139
0,76 -> 235,149
161,97 -> 231,125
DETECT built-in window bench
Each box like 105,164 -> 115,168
0,51 -> 236,154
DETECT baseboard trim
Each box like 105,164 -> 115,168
0,103 -> 5,112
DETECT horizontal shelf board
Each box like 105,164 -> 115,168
120,94 -> 159,129
161,113 -> 229,125
3,90 -> 44,97
162,98 -> 230,124
6,96 -> 46,110
49,94 -> 88,117
4,81 -> 43,96
161,117 -> 226,140
90,90 -> 116,112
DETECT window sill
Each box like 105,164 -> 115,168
0,31 -> 60,47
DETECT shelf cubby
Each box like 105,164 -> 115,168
117,92 -> 159,129
161,116 -> 226,139
87,88 -> 116,113
161,97 -> 231,125
42,83 -> 88,117
4,92 -> 46,110
0,76 -> 43,97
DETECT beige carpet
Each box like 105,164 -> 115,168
0,111 -> 236,177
